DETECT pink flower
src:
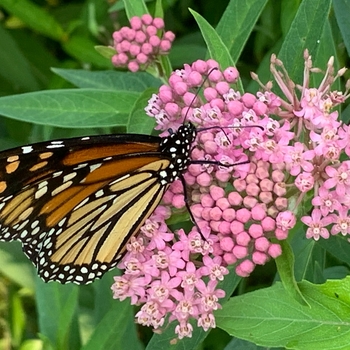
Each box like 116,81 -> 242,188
301,209 -> 334,240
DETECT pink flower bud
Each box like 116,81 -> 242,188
241,93 -> 256,107
251,204 -> 266,220
223,253 -> 237,265
223,67 -> 239,82
188,71 -> 202,86
252,251 -> 268,265
275,197 -> 288,210
206,59 -> 219,70
146,25 -> 157,36
183,92 -> 197,105
160,40 -> 171,52
219,221 -> 231,234
236,231 -> 250,245
130,17 -> 142,30
236,260 -> 255,277
248,224 -> 263,238
232,179 -> 246,192
271,169 -> 285,182
210,207 -> 222,220
210,220 -> 220,232
168,74 -> 182,87
141,14 -> 153,25
203,140 -> 217,154
216,197 -> 230,210
253,101 -> 268,116
135,31 -> 147,43
261,217 -> 276,231
222,208 -> 235,222
173,82 -> 188,95
202,194 -> 214,209
153,17 -> 164,29
128,61 -> 139,72
113,31 -> 122,42
256,165 -> 269,179
220,237 -> 234,251
268,244 -> 282,258
149,35 -> 161,47
141,42 -> 153,55
246,183 -> 260,196
255,236 -> 269,251
172,194 -> 185,208
210,186 -> 225,201
204,87 -> 217,101
164,103 -> 180,117
196,172 -> 212,186
243,196 -> 258,208
236,208 -> 251,223
117,40 -> 129,52
260,178 -> 273,191
191,204 -> 203,218
136,53 -> 148,64
215,81 -> 230,95
227,100 -> 244,116
129,44 -> 141,56
159,85 -> 173,103
164,31 -> 175,41
210,99 -> 225,110
230,220 -> 244,235
259,191 -> 273,204
228,191 -> 243,205
207,67 -> 222,82
233,245 -> 248,259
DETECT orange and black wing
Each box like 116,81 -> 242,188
0,134 -> 172,284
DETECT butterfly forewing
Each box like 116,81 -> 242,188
0,124 -> 196,284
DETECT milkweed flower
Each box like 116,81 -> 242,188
112,52 -> 350,338
111,14 -> 175,72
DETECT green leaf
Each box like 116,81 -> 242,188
275,240 -> 308,306
278,0 -> 332,81
123,0 -> 148,19
0,242 -> 35,289
62,35 -> 113,68
0,25 -> 41,92
189,9 -> 234,69
0,0 -> 64,40
51,69 -> 162,91
0,89 -> 140,128
35,280 -> 80,350
127,87 -> 157,134
333,0 -> 350,57
216,278 -> 350,349
216,0 -> 268,62
82,300 -> 142,350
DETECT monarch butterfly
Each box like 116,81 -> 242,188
0,123 -> 198,284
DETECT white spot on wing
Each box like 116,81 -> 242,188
22,146 -> 33,154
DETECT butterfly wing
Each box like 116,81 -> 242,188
0,134 -> 171,284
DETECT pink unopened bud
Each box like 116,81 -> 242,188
128,61 -> 139,72
236,260 -> 255,277
153,17 -> 164,29
141,14 -> 153,25
241,93 -> 256,108
130,16 -> 142,30
220,237 -> 234,251
223,67 -> 239,82
149,35 -> 161,47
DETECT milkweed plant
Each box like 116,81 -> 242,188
0,0 -> 349,349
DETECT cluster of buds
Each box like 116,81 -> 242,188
111,15 -> 350,336
111,14 -> 175,72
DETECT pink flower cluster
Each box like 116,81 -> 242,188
111,54 -> 350,338
111,206 -> 227,339
111,14 -> 175,72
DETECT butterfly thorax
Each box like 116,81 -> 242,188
158,122 -> 197,183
